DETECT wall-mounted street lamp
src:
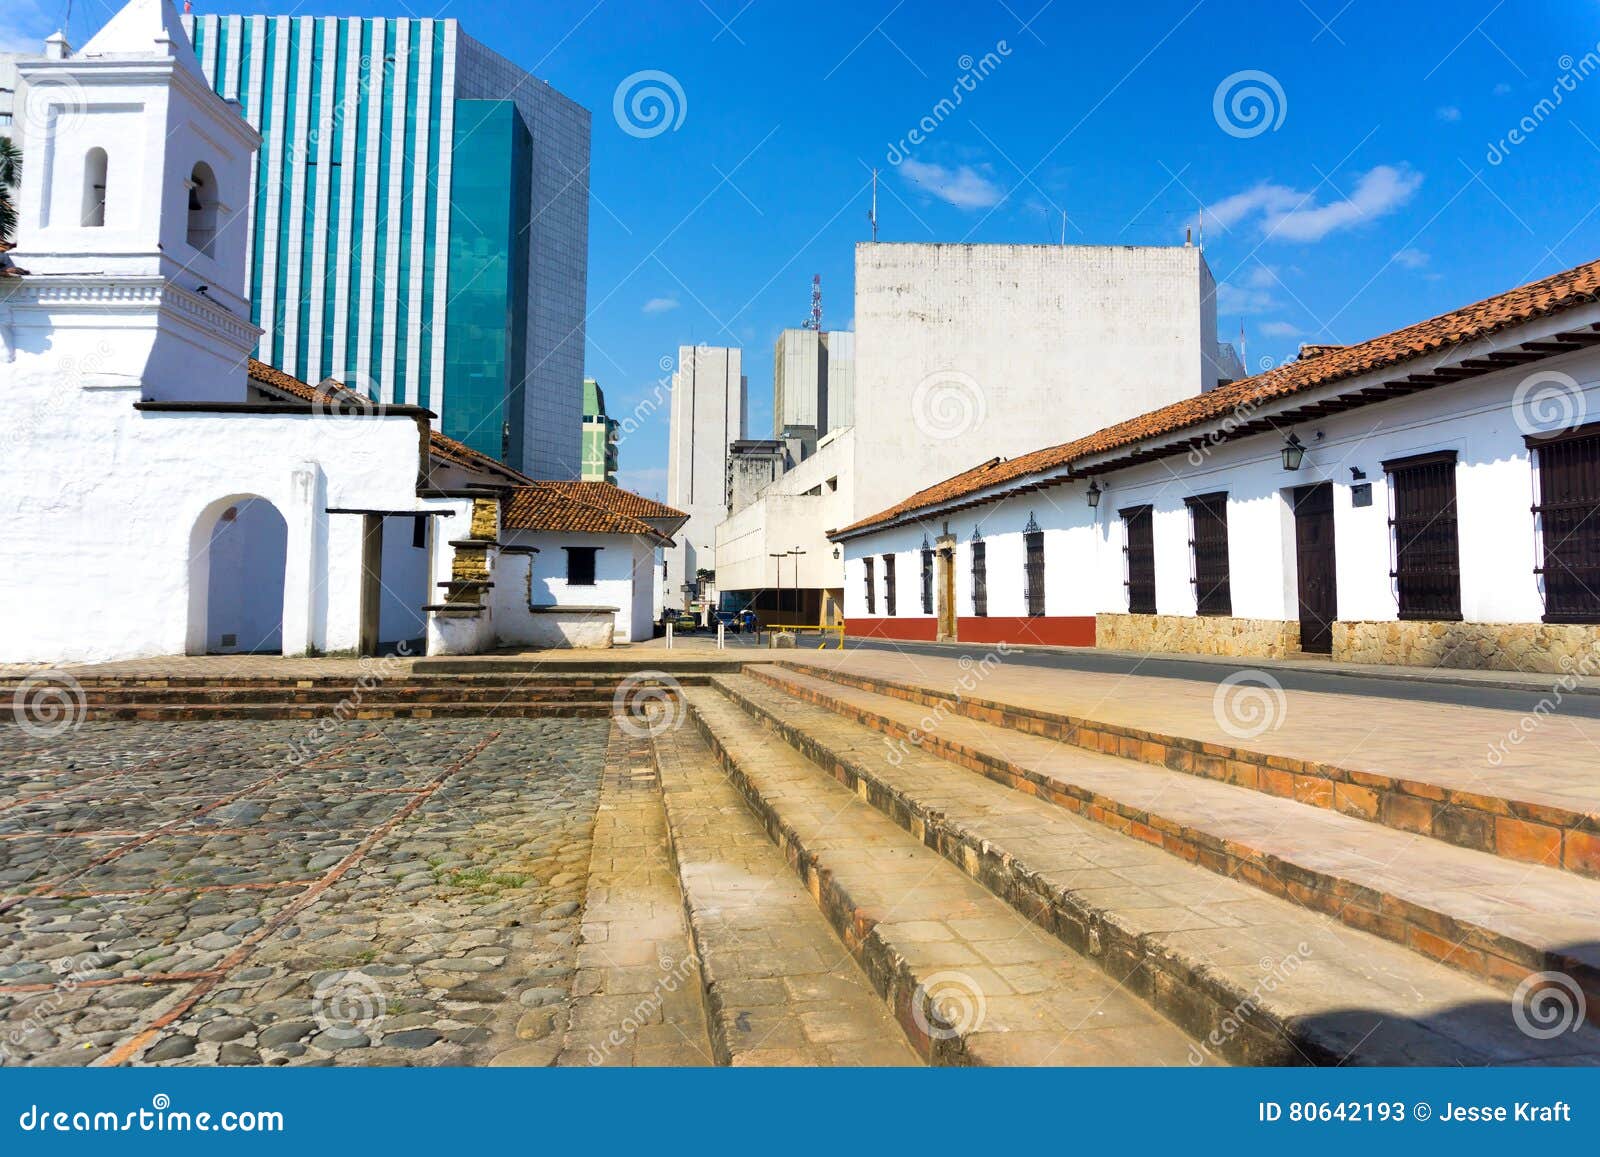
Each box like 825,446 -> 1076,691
833,545 -> 841,559
1086,480 -> 1102,508
1282,433 -> 1306,471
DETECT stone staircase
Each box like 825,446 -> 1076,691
652,665 -> 1600,1066
0,672 -> 700,722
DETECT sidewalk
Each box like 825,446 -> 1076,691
791,647 -> 1600,824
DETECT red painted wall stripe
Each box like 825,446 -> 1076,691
844,616 -> 1095,647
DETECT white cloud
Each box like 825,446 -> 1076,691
642,297 -> 679,314
1216,262 -> 1281,315
1205,165 -> 1423,243
897,159 -> 1004,210
1259,321 -> 1305,338
1393,247 -> 1429,269
1436,105 -> 1461,122
1493,82 -> 1512,95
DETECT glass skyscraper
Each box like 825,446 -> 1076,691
181,14 -> 590,477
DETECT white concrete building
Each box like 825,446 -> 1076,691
715,242 -> 1234,625
665,344 -> 745,610
832,257 -> 1600,674
773,327 -> 854,450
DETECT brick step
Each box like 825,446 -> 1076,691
18,685 -> 640,706
2,701 -> 619,723
653,724 -> 921,1066
677,689 -> 1212,1066
772,661 -> 1600,878
705,674 -> 1600,1065
0,674 -> 695,692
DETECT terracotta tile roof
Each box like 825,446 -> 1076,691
503,482 -> 687,544
837,254 -> 1600,537
245,358 -> 532,484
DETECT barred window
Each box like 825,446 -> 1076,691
883,554 -> 897,616
1528,424 -> 1600,622
863,556 -> 875,615
971,537 -> 988,617
920,545 -> 934,614
1121,505 -> 1155,615
1383,451 -> 1462,621
1185,492 -> 1232,617
1023,520 -> 1045,617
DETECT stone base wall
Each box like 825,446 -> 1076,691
1095,614 -> 1301,658
1334,620 -> 1600,675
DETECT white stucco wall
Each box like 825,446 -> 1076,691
841,328 -> 1600,631
848,242 -> 1219,523
716,429 -> 854,594
495,529 -> 657,643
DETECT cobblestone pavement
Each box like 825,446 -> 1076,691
0,717 -> 608,1066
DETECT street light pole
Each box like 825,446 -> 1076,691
787,547 -> 807,620
769,551 -> 786,625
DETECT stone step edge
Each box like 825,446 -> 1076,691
770,662 -> 1599,878
651,729 -> 915,1067
681,700 -> 1079,1067
737,671 -> 1596,1007
29,689 -> 645,704
712,676 -> 1598,1058
3,703 -> 619,723
0,675 -> 706,691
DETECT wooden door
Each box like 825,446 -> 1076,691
1292,483 -> 1337,654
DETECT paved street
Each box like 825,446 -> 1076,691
0,718 -> 608,1066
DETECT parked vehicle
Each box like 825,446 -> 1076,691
713,609 -> 742,633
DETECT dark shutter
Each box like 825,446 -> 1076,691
1383,451 -> 1462,621
1185,492 -> 1232,617
1530,427 -> 1600,622
921,546 -> 934,614
565,546 -> 598,587
1024,530 -> 1045,617
863,556 -> 875,615
1121,505 -> 1155,614
971,539 -> 988,617
883,554 -> 897,616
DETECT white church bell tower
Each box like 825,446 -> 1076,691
2,0 -> 262,400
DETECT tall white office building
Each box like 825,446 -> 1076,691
665,345 -> 746,610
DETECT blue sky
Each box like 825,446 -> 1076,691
12,0 -> 1600,497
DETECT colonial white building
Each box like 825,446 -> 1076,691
0,0 -> 680,664
833,259 -> 1600,674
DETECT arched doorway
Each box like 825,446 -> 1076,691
187,495 -> 288,655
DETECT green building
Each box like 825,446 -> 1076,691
581,378 -> 619,484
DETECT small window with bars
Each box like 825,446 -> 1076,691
920,543 -> 934,614
1023,514 -> 1045,617
863,555 -> 875,615
1383,450 -> 1462,621
1121,505 -> 1156,614
971,534 -> 988,617
882,554 -> 897,616
1528,424 -> 1600,623
1184,492 -> 1232,617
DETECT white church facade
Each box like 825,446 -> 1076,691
0,0 -> 681,665
833,259 -> 1600,675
